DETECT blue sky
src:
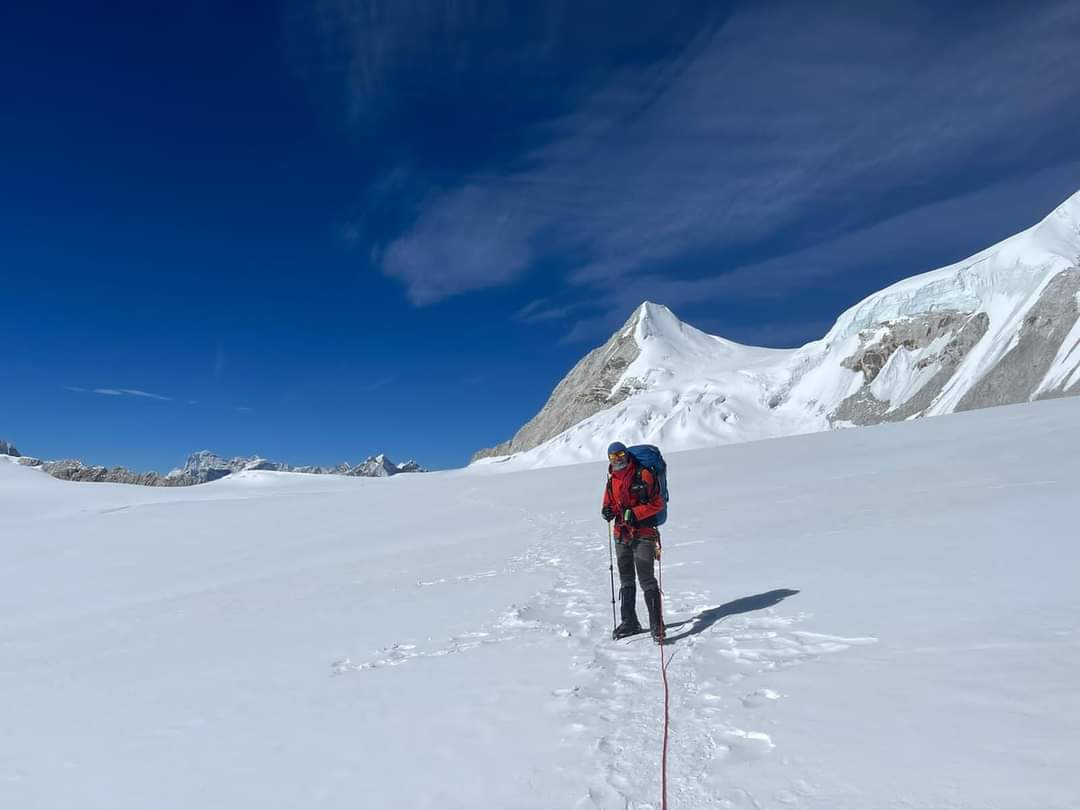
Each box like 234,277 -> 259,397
4,1 -> 1080,472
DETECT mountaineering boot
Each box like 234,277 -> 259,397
644,588 -> 664,643
613,585 -> 642,639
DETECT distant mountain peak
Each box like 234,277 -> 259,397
7,445 -> 426,486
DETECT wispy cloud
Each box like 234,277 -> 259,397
555,161 -> 1080,344
66,386 -> 172,401
101,389 -> 172,401
361,2 -> 1080,314
381,186 -> 537,305
514,298 -> 585,325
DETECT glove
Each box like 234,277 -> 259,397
622,508 -> 637,526
602,506 -> 616,522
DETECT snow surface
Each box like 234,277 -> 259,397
488,303 -> 816,470
4,398 -> 1080,809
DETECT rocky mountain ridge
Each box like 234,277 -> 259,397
475,190 -> 1080,467
169,450 -> 424,482
0,444 -> 425,486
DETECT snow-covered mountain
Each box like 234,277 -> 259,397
476,190 -> 1080,467
167,450 -> 288,483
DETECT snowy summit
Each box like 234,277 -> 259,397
477,191 -> 1080,468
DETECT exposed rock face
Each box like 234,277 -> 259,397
0,440 -> 20,457
472,307 -> 644,461
828,268 -> 1080,427
34,459 -> 194,486
832,311 -> 990,425
349,454 -> 401,478
167,451 -> 289,483
840,312 -> 982,384
961,269 -> 1080,409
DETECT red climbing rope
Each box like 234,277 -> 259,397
657,545 -> 670,810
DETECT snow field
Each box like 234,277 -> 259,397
3,396 -> 1080,808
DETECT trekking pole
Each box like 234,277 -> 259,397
607,520 -> 617,636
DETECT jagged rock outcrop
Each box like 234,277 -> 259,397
334,455 -> 424,477
840,312 -> 983,384
832,311 -> 990,425
35,459 -> 193,486
349,454 -> 401,478
0,439 -> 20,457
962,269 -> 1080,408
167,451 -> 289,483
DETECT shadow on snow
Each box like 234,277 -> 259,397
662,588 -> 800,644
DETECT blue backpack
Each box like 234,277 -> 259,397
626,444 -> 669,526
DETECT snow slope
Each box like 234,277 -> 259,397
483,302 -> 813,469
3,397 -> 1079,809
784,188 -> 1080,418
479,191 -> 1080,469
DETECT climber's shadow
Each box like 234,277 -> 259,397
663,588 -> 800,644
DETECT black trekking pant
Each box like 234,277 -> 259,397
616,538 -> 658,621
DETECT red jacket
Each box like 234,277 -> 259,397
603,459 -> 664,542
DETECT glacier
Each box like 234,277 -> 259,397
3,396 -> 1079,808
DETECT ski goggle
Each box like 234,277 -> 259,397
608,450 -> 628,464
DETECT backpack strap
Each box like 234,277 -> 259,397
633,466 -> 655,496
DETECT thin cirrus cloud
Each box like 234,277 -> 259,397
514,298 -> 585,326
368,2 -> 1080,320
381,186 -> 536,306
65,386 -> 172,401
556,161 -> 1080,344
